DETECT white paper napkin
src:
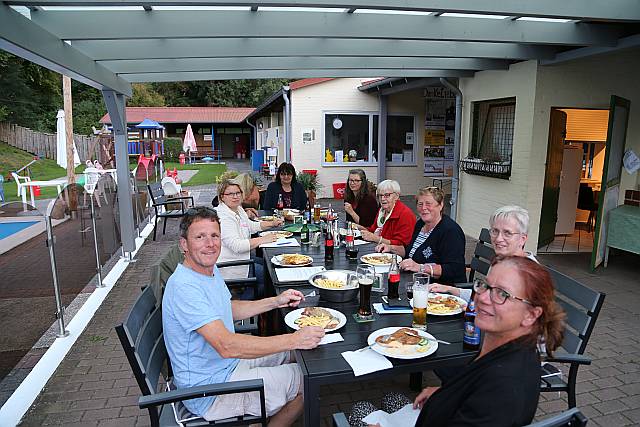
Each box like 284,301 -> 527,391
354,239 -> 371,246
319,333 -> 344,345
363,404 -> 421,427
374,265 -> 390,274
275,266 -> 326,282
342,348 -> 393,376
260,237 -> 300,248
373,303 -> 413,315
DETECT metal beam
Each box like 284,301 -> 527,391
101,90 -> 136,253
122,69 -> 475,82
7,0 -> 640,23
0,4 -> 131,96
378,78 -> 443,95
74,38 -> 558,61
101,57 -> 509,74
541,34 -> 640,65
31,10 -> 619,46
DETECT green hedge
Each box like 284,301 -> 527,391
164,137 -> 182,162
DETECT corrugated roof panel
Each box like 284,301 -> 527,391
100,106 -> 254,124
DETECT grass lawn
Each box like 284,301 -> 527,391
0,141 -> 85,202
163,162 -> 226,187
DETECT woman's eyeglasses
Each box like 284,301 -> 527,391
378,192 -> 396,199
473,278 -> 532,306
223,191 -> 242,198
489,228 -> 522,239
348,179 -> 362,183
279,172 -> 293,177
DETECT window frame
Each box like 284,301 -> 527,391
321,111 -> 418,167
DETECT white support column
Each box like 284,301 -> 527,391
102,90 -> 136,253
377,94 -> 388,182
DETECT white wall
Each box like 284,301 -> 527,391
457,49 -> 640,252
290,78 -> 431,198
457,61 -> 539,251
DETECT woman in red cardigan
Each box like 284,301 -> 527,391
357,179 -> 416,247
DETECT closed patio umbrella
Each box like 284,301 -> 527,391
56,109 -> 80,169
183,124 -> 197,153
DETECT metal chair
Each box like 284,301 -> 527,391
116,290 -> 267,427
147,183 -> 194,240
467,227 -> 494,282
577,184 -> 597,233
541,267 -> 605,409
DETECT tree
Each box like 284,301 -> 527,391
129,83 -> 165,107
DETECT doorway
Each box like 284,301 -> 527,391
538,108 -> 609,253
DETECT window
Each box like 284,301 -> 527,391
324,113 -> 372,163
461,97 -> 515,179
323,112 -> 416,165
373,115 -> 416,164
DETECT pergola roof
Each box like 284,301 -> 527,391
1,1 -> 639,97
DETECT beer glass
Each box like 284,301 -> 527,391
357,264 -> 376,318
313,203 -> 321,223
412,273 -> 430,330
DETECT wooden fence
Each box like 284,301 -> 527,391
0,122 -> 102,163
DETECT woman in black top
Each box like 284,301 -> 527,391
376,186 -> 466,284
262,162 -> 308,211
350,257 -> 565,427
343,169 -> 378,228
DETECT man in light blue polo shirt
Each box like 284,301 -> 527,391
163,206 -> 325,425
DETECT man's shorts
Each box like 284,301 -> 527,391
204,351 -> 302,421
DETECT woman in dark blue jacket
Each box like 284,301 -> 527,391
263,162 -> 308,211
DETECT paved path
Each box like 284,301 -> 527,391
16,191 -> 640,426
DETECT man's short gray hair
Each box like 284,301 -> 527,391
376,180 -> 401,196
490,205 -> 530,234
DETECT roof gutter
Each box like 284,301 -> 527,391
439,78 -> 462,221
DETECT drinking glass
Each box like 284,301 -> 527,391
313,203 -> 321,223
412,273 -> 430,330
356,264 -> 376,318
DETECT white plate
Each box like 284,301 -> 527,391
360,253 -> 402,267
271,254 -> 314,267
410,293 -> 467,316
259,230 -> 293,238
367,327 -> 438,359
284,307 -> 347,331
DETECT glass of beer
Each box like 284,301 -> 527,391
356,264 -> 376,318
313,203 -> 321,223
412,274 -> 430,330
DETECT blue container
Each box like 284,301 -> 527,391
251,149 -> 264,171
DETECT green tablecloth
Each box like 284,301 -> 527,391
607,205 -> 640,255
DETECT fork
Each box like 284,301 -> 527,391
402,330 -> 451,345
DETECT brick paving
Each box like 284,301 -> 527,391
15,187 -> 640,426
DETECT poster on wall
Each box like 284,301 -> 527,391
424,89 -> 455,177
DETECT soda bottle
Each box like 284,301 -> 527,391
387,254 -> 400,300
345,222 -> 358,259
276,194 -> 284,211
301,219 -> 310,245
324,225 -> 334,262
463,290 -> 481,350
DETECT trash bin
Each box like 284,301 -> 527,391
33,185 -> 41,197
332,183 -> 346,199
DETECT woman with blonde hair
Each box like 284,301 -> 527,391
235,172 -> 261,219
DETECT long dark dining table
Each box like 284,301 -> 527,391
261,229 -> 478,427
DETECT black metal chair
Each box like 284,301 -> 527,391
541,267 -> 605,409
147,183 -> 194,240
116,290 -> 267,427
577,184 -> 598,233
332,407 -> 588,427
468,227 -> 494,282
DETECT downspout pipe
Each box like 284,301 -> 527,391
245,117 -> 256,168
439,78 -> 462,221
282,85 -> 291,163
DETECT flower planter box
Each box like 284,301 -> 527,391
460,158 -> 511,179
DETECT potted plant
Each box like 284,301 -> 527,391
297,172 -> 323,207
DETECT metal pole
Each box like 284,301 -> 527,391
90,194 -> 104,288
45,216 -> 69,338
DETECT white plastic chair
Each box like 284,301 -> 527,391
11,171 -> 31,199
161,176 -> 182,197
84,167 -> 108,207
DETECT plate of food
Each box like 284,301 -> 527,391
360,253 -> 402,266
259,230 -> 293,239
257,215 -> 276,221
283,209 -> 300,221
410,293 -> 466,316
271,253 -> 314,267
367,327 -> 438,359
284,307 -> 347,331
308,270 -> 359,303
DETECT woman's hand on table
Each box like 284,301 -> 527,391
268,218 -> 285,228
245,208 -> 259,219
260,233 -> 279,245
429,284 -> 461,296
399,258 -> 421,272
275,289 -> 305,308
375,243 -> 391,253
360,229 -> 377,242
413,386 -> 440,409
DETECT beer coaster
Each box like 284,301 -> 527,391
353,313 -> 377,323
